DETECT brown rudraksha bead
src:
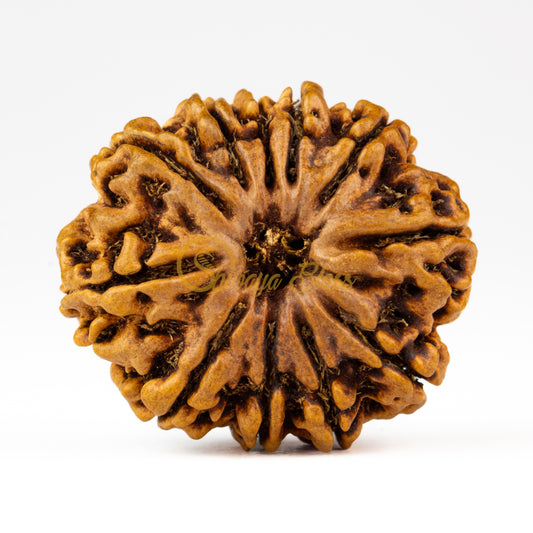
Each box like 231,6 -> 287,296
57,82 -> 477,451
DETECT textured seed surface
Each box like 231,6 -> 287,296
57,81 -> 477,452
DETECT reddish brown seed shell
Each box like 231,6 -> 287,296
57,81 -> 476,452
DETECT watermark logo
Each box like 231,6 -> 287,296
177,252 -> 360,296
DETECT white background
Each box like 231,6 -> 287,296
1,0 -> 532,531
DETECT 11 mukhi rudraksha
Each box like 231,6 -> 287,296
57,82 -> 477,451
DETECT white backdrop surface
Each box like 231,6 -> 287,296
1,1 -> 531,531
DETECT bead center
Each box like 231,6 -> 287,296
244,223 -> 309,283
